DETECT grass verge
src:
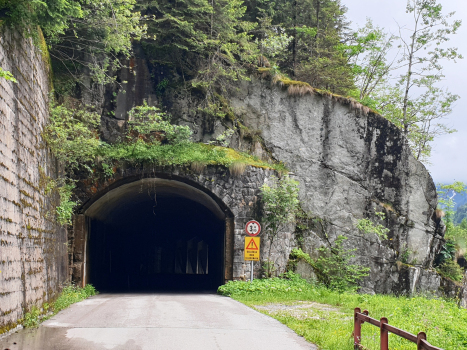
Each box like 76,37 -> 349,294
218,274 -> 467,349
23,284 -> 97,328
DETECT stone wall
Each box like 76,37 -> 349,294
0,28 -> 67,333
72,164 -> 283,282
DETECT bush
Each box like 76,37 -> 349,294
436,260 -> 464,282
314,236 -> 369,292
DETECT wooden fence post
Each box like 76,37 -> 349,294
380,317 -> 389,350
417,332 -> 427,350
354,308 -> 362,349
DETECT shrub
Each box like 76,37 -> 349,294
54,284 -> 97,313
436,259 -> 464,282
356,212 -> 389,240
314,236 -> 370,292
261,175 -> 300,276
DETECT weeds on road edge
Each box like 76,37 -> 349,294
23,284 -> 97,328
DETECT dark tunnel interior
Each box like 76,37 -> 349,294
87,189 -> 226,292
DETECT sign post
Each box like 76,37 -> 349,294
245,220 -> 261,282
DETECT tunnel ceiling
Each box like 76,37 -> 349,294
84,178 -> 226,221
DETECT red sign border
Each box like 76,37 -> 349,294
245,220 -> 261,237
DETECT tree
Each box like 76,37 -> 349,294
138,0 -> 257,113
260,175 -> 300,277
0,0 -> 147,91
392,0 -> 462,160
245,0 -> 355,94
50,0 -> 147,90
434,182 -> 466,280
348,19 -> 396,102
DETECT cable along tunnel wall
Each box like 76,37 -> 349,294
69,167 -> 282,291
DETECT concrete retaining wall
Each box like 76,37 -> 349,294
0,28 -> 67,333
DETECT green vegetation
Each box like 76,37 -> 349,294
0,67 -> 17,82
435,182 -> 467,282
356,212 -> 390,240
314,237 -> 370,293
260,176 -> 300,276
455,206 -> 467,225
1,0 -> 460,163
43,100 -> 101,172
42,101 -> 286,224
289,243 -> 369,294
218,274 -> 467,350
23,284 -> 96,328
0,0 -> 146,88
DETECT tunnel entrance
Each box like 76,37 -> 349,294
82,179 -> 231,292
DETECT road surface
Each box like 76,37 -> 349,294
0,293 -> 316,350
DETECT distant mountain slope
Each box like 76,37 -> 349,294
455,202 -> 467,225
453,192 -> 467,210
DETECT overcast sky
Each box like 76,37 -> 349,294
344,0 -> 467,184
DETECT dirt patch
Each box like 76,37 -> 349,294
253,301 -> 344,320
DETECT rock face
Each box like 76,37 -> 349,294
80,54 -> 448,294
0,28 -> 67,333
119,75 -> 442,295
225,78 -> 444,294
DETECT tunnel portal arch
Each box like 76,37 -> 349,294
69,165 -> 275,291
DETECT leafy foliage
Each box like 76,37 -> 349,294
218,272 -> 312,296
0,67 -> 17,82
356,212 -> 390,240
43,100 -> 101,172
438,182 -> 467,237
434,182 -> 467,278
314,236 -> 369,292
0,0 -> 147,89
351,0 -> 463,162
53,284 -> 97,313
260,175 -> 300,276
436,259 -> 464,283
0,0 -> 82,40
127,102 -> 192,145
55,182 -> 77,225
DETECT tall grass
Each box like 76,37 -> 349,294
219,275 -> 467,349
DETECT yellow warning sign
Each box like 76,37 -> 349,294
244,237 -> 260,261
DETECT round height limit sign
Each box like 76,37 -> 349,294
245,220 -> 261,237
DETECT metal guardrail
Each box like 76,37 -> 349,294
354,308 -> 443,350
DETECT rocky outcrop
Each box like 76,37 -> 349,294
68,50 -> 449,295
151,76 -> 443,294
224,78 -> 444,294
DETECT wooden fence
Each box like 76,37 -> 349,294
354,308 -> 443,350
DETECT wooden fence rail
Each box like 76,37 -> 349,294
354,308 -> 443,350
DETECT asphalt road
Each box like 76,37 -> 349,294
0,293 -> 317,350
